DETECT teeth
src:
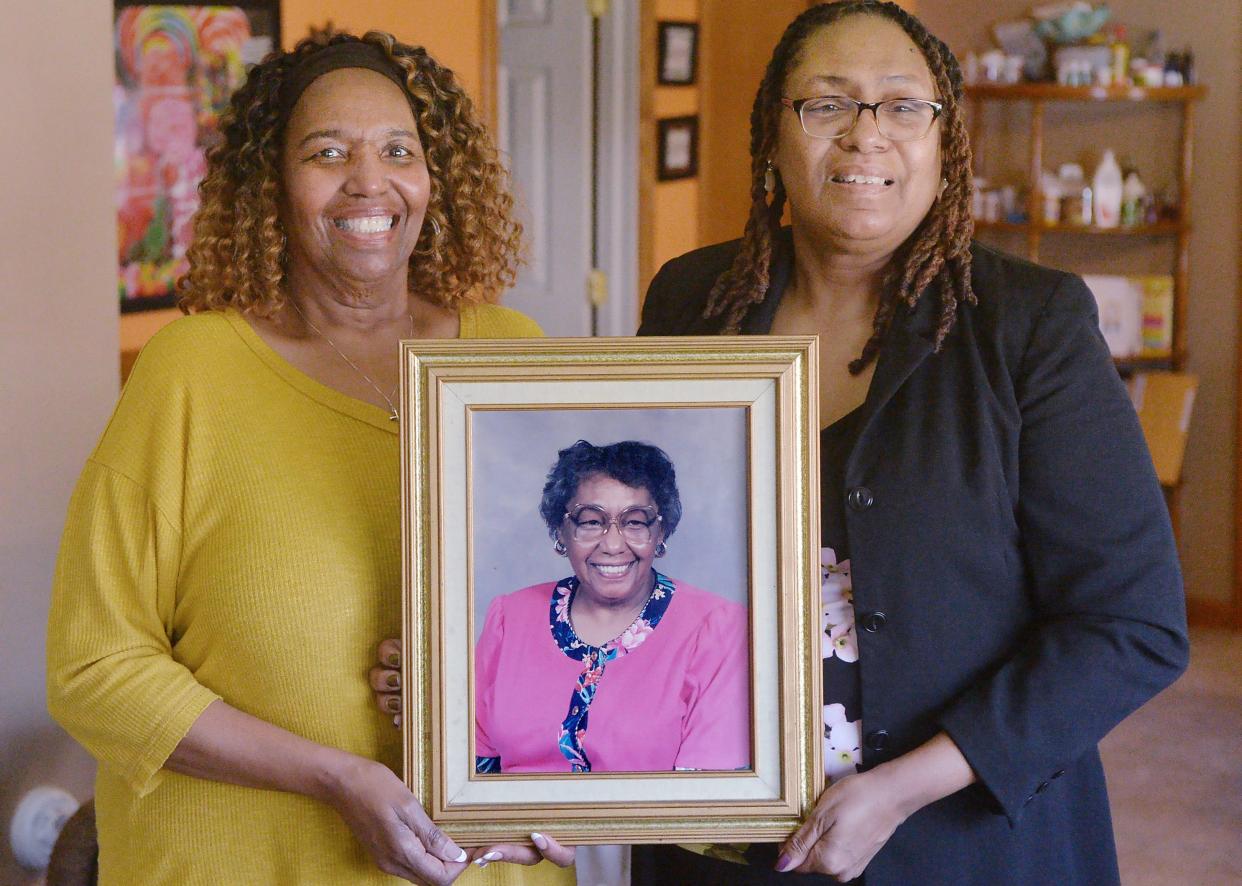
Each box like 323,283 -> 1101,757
594,564 -> 632,576
835,174 -> 889,185
335,216 -> 394,233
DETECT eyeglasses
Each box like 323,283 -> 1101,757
781,95 -> 943,141
564,504 -> 662,545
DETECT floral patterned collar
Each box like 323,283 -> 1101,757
548,571 -> 675,771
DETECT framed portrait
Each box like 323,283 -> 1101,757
657,21 -> 699,85
400,337 -> 822,845
657,115 -> 699,181
113,2 -> 280,312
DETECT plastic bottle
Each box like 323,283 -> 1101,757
1111,26 -> 1130,85
1093,150 -> 1123,228
1121,171 -> 1147,227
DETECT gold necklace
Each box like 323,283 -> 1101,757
290,299 -> 413,421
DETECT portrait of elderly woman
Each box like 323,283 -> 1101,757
46,29 -> 573,886
474,440 -> 751,775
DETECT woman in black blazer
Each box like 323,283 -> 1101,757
630,2 -> 1187,885
376,3 -> 1187,882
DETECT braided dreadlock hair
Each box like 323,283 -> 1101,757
703,1 -> 975,373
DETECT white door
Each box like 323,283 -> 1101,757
497,0 -> 637,337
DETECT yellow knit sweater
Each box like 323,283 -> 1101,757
48,306 -> 572,886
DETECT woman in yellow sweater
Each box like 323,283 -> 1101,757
47,31 -> 571,886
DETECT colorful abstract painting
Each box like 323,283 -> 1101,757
114,4 -> 277,311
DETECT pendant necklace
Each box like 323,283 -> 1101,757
290,299 -> 414,421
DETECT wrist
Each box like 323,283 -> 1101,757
312,747 -> 371,805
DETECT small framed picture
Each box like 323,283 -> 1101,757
400,336 -> 823,845
657,115 -> 699,181
657,21 -> 699,85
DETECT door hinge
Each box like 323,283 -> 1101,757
586,0 -> 609,19
587,269 -> 609,307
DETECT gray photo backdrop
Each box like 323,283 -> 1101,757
471,407 -> 749,640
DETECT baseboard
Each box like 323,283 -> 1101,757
1186,596 -> 1240,630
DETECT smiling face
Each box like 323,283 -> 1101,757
559,474 -> 664,611
773,14 -> 942,259
280,67 -> 430,296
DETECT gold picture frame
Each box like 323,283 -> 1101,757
400,336 -> 821,845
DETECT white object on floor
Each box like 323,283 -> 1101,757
10,786 -> 80,870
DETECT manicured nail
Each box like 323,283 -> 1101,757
386,673 -> 400,688
775,853 -> 794,872
531,832 -> 548,850
386,697 -> 400,712
386,653 -> 400,667
474,851 -> 502,867
392,714 -> 401,728
453,849 -> 468,863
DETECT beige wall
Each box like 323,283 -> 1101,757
917,0 -> 1241,612
0,1 -> 118,882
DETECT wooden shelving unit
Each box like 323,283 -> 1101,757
966,83 -> 1205,368
967,83 -> 1207,538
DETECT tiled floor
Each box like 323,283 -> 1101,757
1101,626 -> 1242,885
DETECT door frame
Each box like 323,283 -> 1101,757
481,1 -> 640,336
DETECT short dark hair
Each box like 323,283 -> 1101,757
538,440 -> 682,539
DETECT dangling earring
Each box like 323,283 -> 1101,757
654,540 -> 667,558
764,161 -> 777,195
426,215 -> 442,237
553,539 -> 567,556
938,177 -> 949,198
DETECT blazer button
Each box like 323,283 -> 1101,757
865,729 -> 890,751
860,611 -> 888,633
847,486 -> 875,511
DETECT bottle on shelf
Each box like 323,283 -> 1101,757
1058,163 -> 1091,227
1093,149 -> 1123,228
1110,25 -> 1130,85
1121,170 -> 1147,227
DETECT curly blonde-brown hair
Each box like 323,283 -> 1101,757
704,1 -> 975,373
179,30 -> 522,314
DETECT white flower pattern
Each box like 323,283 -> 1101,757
821,547 -> 861,782
823,702 -> 862,782
821,548 -> 857,663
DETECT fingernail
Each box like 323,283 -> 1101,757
386,673 -> 400,688
530,832 -> 548,850
775,853 -> 794,872
392,714 -> 401,729
478,851 -> 502,863
386,653 -> 400,667
453,849 -> 468,863
386,697 -> 400,712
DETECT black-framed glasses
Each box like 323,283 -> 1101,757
563,504 -> 662,545
781,95 -> 943,141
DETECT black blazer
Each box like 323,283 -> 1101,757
638,235 -> 1189,886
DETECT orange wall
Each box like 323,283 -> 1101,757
697,0 -> 809,248
281,0 -> 487,99
648,0 -> 702,285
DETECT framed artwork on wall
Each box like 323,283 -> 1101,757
113,1 -> 280,312
400,336 -> 823,845
657,21 -> 699,86
656,115 -> 699,181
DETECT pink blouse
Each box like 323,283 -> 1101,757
475,577 -> 751,773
